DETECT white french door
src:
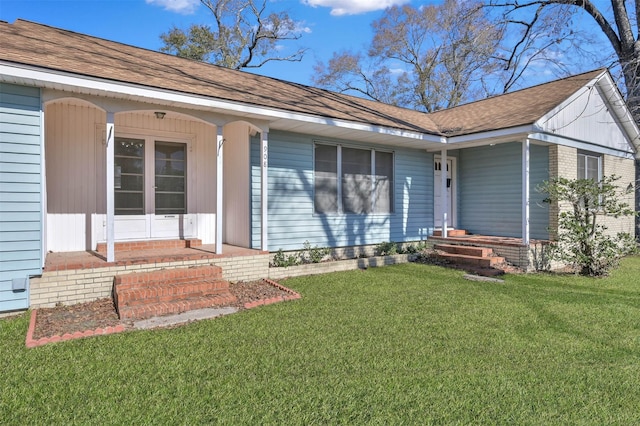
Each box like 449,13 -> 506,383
434,158 -> 455,228
113,137 -> 193,240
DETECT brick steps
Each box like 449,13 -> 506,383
433,229 -> 467,237
434,244 -> 492,258
117,294 -> 237,320
115,279 -> 229,306
114,265 -> 236,320
434,242 -> 505,269
114,266 -> 223,289
97,238 -> 202,254
437,252 -> 505,268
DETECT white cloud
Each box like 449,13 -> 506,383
146,0 -> 200,15
302,0 -> 409,16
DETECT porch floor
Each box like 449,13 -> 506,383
44,244 -> 267,272
429,234 -> 551,247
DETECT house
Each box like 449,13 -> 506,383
1,20 -> 637,313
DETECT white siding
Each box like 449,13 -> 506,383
45,103 -> 218,251
539,86 -> 632,153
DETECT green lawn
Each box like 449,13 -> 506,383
2,258 -> 640,424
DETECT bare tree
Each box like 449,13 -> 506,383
491,0 -> 640,121
490,0 -> 640,240
160,0 -> 307,70
313,0 -> 503,112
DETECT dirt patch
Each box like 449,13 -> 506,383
32,280 -> 294,340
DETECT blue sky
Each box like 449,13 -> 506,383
0,0 -> 433,86
0,0 -> 612,92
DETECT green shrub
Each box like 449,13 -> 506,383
271,249 -> 301,267
405,241 -> 428,253
375,241 -> 399,256
302,240 -> 331,263
272,242 -> 331,267
540,175 -> 638,276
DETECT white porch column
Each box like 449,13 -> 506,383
441,147 -> 448,238
522,138 -> 530,246
216,126 -> 224,254
105,112 -> 115,262
261,131 -> 269,251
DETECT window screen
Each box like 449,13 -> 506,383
342,147 -> 372,214
314,144 -> 393,214
314,144 -> 338,213
374,151 -> 393,213
578,152 -> 601,181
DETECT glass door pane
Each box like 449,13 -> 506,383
155,141 -> 186,214
114,137 -> 145,215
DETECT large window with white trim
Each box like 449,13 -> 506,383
577,151 -> 601,181
314,144 -> 394,214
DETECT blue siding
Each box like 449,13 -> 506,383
0,83 -> 42,312
458,143 -> 549,239
251,131 -> 433,251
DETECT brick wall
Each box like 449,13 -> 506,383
548,145 -> 578,240
602,155 -> 636,237
268,254 -> 416,280
30,254 -> 270,308
549,146 -> 635,240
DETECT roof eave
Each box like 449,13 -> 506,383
437,124 -> 536,149
0,61 -> 443,147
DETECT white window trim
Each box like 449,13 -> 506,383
577,150 -> 602,181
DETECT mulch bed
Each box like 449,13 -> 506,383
31,280 -> 296,340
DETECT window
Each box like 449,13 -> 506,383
114,138 -> 145,215
577,151 -> 601,181
155,141 -> 187,215
314,144 -> 394,214
114,138 -> 187,215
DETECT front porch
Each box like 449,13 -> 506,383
31,242 -> 270,309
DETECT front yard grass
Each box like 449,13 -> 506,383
2,257 -> 640,424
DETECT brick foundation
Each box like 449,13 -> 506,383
30,254 -> 269,309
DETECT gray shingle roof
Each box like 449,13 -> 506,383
0,19 -> 604,138
429,69 -> 604,136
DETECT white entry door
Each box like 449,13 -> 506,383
113,137 -> 194,240
434,158 -> 454,228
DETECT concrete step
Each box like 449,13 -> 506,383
437,252 -> 505,268
433,229 -> 467,237
434,244 -> 492,258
